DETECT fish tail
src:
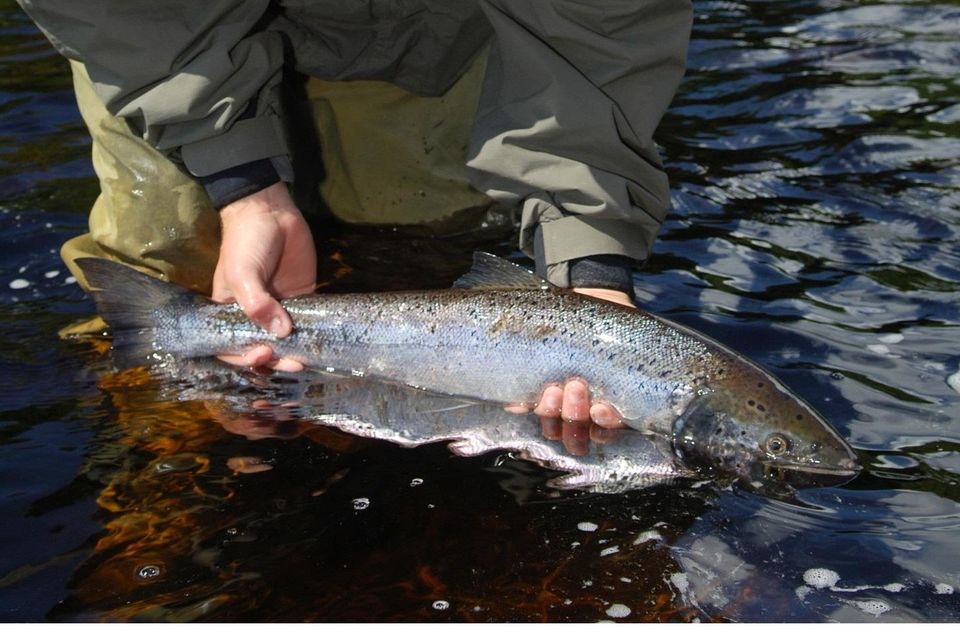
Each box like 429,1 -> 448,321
75,257 -> 205,365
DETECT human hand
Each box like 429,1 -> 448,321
212,182 -> 316,371
508,287 -> 634,455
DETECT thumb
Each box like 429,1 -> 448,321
234,280 -> 293,338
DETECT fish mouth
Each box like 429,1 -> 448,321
762,457 -> 862,486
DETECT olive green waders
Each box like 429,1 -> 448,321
62,52 -> 494,292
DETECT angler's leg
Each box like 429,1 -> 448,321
303,41 -> 495,232
61,61 -> 221,296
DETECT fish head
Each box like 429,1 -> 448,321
671,376 -> 860,491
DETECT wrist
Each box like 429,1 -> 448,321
219,182 -> 295,220
573,287 -> 634,308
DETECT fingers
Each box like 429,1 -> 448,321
531,379 -> 624,456
214,259 -> 293,339
217,350 -> 304,372
561,378 -> 590,422
534,384 -> 563,418
589,402 -> 623,429
235,282 -> 293,338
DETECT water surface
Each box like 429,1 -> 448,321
1,0 -> 959,622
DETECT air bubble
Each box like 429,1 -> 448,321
853,600 -> 890,617
137,564 -> 161,579
803,568 -> 840,589
352,497 -> 370,511
605,603 -> 631,618
432,600 -> 450,611
9,279 -> 30,290
410,478 -> 423,487
577,521 -> 599,532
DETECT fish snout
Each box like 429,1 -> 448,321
672,391 -> 861,489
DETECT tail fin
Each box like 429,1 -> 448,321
75,258 -> 206,366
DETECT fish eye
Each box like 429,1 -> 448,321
764,433 -> 790,456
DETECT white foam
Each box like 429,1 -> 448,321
670,572 -> 690,593
947,369 -> 960,395
9,279 -> 30,290
634,530 -> 663,545
866,344 -> 890,355
44,270 -> 60,279
803,568 -> 840,589
935,583 -> 954,595
883,583 -> 906,593
878,333 -> 904,344
600,546 -> 620,557
852,599 -> 891,617
795,586 -> 813,600
605,604 -> 631,619
577,521 -> 599,532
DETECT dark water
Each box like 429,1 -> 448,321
2,0 -> 959,622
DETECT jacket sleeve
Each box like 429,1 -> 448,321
467,0 -> 692,287
17,0 -> 291,186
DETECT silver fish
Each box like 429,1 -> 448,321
78,253 -> 860,492
174,361 -> 692,493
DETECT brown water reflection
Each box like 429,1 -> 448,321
46,360 -> 719,622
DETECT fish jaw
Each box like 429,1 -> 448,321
671,370 -> 860,490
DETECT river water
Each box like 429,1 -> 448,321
1,0 -> 959,622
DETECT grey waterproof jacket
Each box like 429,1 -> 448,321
18,0 -> 692,284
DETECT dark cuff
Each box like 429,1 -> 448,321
198,158 -> 281,210
569,254 -> 636,299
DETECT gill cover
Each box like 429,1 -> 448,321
672,390 -> 860,489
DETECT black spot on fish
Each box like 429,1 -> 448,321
757,404 -> 766,413
748,399 -> 756,407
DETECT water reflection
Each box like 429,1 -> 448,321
44,364 -> 715,622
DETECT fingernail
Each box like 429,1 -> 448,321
542,393 -> 561,413
589,405 -> 605,426
269,316 -> 285,337
567,381 -> 587,401
590,404 -> 616,428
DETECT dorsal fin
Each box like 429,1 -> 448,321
452,252 -> 553,290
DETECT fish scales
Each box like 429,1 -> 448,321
170,287 -> 727,433
77,253 -> 861,493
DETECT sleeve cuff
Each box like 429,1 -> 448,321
569,254 -> 636,298
198,158 -> 281,210
180,112 -> 290,177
